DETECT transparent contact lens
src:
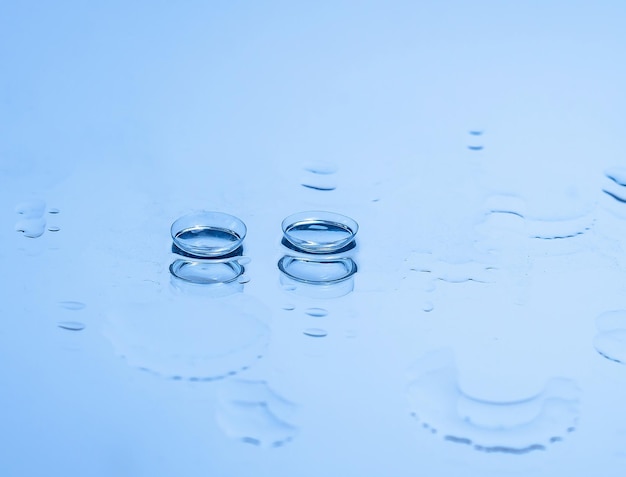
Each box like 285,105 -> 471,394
171,211 -> 246,258
281,211 -> 358,254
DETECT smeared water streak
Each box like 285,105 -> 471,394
407,349 -> 580,453
216,379 -> 298,447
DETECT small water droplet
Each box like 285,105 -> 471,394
281,284 -> 297,292
303,328 -> 327,338
468,130 -> 483,136
15,199 -> 46,218
48,208 -> 60,214
59,301 -> 86,310
57,321 -> 85,331
282,304 -> 295,311
48,226 -> 60,232
305,307 -> 328,317
303,161 -> 338,175
300,183 -> 337,191
422,301 -> 434,312
467,145 -> 484,151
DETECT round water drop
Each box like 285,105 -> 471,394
59,301 -> 86,311
303,328 -> 328,338
48,226 -> 60,232
57,321 -> 85,331
305,307 -> 328,317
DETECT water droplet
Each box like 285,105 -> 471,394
48,208 -> 60,214
605,167 -> 626,187
281,284 -> 297,292
603,188 -> 626,204
303,161 -> 338,175
303,328 -> 327,338
594,310 -> 626,364
59,301 -> 86,311
15,218 -> 46,238
169,259 -> 244,285
15,199 -> 46,218
422,301 -> 434,312
407,349 -> 580,453
305,307 -> 328,317
468,130 -> 483,136
282,211 -> 358,254
282,304 -> 295,311
104,295 -> 270,380
47,226 -> 60,232
467,145 -> 484,151
216,379 -> 298,447
300,179 -> 338,192
57,321 -> 85,331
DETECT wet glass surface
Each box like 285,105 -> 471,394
2,1 -> 626,476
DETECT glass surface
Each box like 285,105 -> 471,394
2,2 -> 626,476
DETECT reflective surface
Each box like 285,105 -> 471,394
2,1 -> 626,476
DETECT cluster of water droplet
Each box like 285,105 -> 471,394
14,199 -> 60,238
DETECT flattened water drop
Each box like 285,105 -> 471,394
57,321 -> 85,331
59,301 -> 86,310
47,226 -> 60,232
407,349 -> 580,453
301,181 -> 337,192
467,145 -> 484,151
303,161 -> 338,175
305,307 -> 328,317
303,328 -> 327,338
48,208 -> 60,214
216,379 -> 298,447
282,304 -> 295,311
594,310 -> 626,364
15,218 -> 46,238
15,199 -> 46,218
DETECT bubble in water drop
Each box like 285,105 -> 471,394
216,379 -> 299,447
47,226 -> 60,232
303,328 -> 327,338
15,199 -> 46,218
59,301 -> 86,310
407,349 -> 580,453
305,307 -> 328,317
15,218 -> 46,238
57,321 -> 85,331
594,310 -> 626,364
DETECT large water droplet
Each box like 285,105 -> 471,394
216,379 -> 298,447
407,349 -> 580,453
104,295 -> 270,381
